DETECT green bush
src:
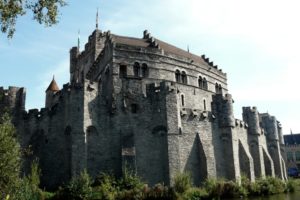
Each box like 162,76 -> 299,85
285,179 -> 296,193
203,178 -> 224,198
92,173 -> 118,200
173,172 -> 192,194
142,183 -> 175,200
55,170 -> 93,200
249,176 -> 285,196
0,113 -> 21,196
13,160 -> 44,200
182,187 -> 208,200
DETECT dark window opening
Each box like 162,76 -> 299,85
119,65 -> 127,78
215,83 -> 222,94
141,63 -> 148,77
134,62 -> 140,77
203,78 -> 208,90
181,71 -> 187,84
219,84 -> 222,94
203,99 -> 206,111
198,76 -> 203,88
215,83 -> 219,93
131,104 -> 138,113
181,95 -> 185,106
175,70 -> 181,82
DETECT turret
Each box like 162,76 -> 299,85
277,121 -> 284,145
0,86 -> 26,122
242,107 -> 260,135
212,94 -> 235,127
260,113 -> 279,141
45,77 -> 60,108
70,47 -> 79,83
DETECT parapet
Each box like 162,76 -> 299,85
146,81 -> 176,96
143,30 -> 160,49
259,113 -> 279,141
212,93 -> 235,127
242,106 -> 260,135
0,86 -> 26,116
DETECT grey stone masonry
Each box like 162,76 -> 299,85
0,28 -> 287,189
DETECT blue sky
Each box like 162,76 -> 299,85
1,0 -> 299,134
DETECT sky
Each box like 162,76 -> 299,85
0,0 -> 299,135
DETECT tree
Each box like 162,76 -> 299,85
0,0 -> 67,38
0,113 -> 21,196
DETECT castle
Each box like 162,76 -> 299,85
0,27 -> 287,190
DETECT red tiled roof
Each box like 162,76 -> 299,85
46,78 -> 60,92
111,34 -> 207,65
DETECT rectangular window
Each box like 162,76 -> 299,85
287,152 -> 294,162
296,151 -> 300,161
119,65 -> 127,78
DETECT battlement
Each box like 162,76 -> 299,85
242,106 -> 258,113
235,119 -> 248,129
259,113 -> 280,141
0,86 -> 26,121
143,30 -> 160,49
146,81 -> 176,96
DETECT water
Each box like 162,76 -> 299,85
227,191 -> 300,200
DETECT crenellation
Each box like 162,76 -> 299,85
2,27 -> 287,190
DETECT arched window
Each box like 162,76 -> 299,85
134,62 -> 140,77
198,76 -> 203,88
181,71 -> 187,84
203,99 -> 206,111
175,70 -> 181,82
215,83 -> 219,93
203,78 -> 208,90
181,94 -> 185,106
215,83 -> 222,94
218,84 -> 222,94
119,65 -> 127,78
141,63 -> 148,77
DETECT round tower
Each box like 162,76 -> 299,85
45,76 -> 60,108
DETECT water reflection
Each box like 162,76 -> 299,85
228,191 -> 300,200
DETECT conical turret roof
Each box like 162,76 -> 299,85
46,76 -> 60,92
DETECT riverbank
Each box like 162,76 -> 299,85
29,171 -> 300,200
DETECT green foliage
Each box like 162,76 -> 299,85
173,172 -> 192,194
182,187 -> 208,200
0,113 -> 21,196
116,168 -> 145,200
13,159 -> 43,200
0,0 -> 67,38
285,179 -> 297,193
249,176 -> 285,196
56,169 -> 93,200
92,173 -> 118,200
142,183 -> 175,200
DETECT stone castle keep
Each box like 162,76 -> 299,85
0,27 -> 287,189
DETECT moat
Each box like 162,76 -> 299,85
227,191 -> 300,200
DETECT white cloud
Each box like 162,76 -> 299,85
17,0 -> 300,134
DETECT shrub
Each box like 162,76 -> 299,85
0,113 -> 21,196
182,187 -> 208,200
285,179 -> 296,193
249,176 -> 285,196
203,178 -> 224,198
93,173 -> 118,200
173,172 -> 192,194
118,168 -> 144,191
143,183 -> 175,200
56,170 -> 93,200
116,168 -> 145,200
13,160 -> 44,200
